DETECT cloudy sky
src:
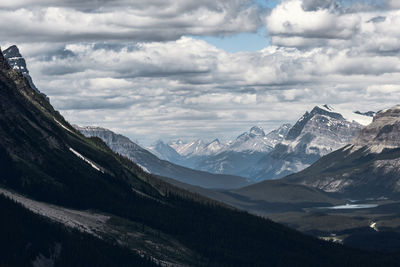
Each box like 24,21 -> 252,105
1,0 -> 400,145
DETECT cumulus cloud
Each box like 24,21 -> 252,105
1,0 -> 400,144
0,0 -> 263,43
15,34 -> 398,143
266,0 -> 362,47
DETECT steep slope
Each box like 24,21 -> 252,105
75,125 -> 251,189
2,47 -> 394,266
0,193 -> 155,267
283,106 -> 400,199
253,105 -> 372,181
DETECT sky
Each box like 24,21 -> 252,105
1,0 -> 400,146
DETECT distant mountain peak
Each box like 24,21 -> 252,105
311,105 -> 344,120
286,105 -> 373,141
249,126 -> 265,137
354,110 -> 376,117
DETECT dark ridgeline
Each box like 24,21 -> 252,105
1,46 -> 400,266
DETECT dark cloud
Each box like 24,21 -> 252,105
302,0 -> 339,11
368,16 -> 386,23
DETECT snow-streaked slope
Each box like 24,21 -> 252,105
318,105 -> 373,126
227,126 -> 273,153
227,125 -> 291,153
170,139 -> 206,156
254,105 -> 372,181
283,106 -> 400,198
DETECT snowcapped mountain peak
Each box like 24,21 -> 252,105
228,126 -> 277,153
249,126 -> 265,137
264,123 -> 292,146
287,104 -> 373,141
198,139 -> 226,155
170,139 -> 206,156
149,140 -> 182,162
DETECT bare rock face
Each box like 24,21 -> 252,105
352,106 -> 400,150
283,106 -> 400,198
253,105 -> 369,181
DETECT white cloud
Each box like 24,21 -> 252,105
0,1 -> 263,43
2,0 -> 400,144
15,34 -> 397,144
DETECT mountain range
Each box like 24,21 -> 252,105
3,45 -> 400,264
75,125 -> 251,189
152,105 -> 372,181
283,106 -> 400,198
193,105 -> 400,252
252,105 -> 372,181
4,46 -> 395,266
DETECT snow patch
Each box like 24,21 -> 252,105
318,105 -> 373,126
137,163 -> 151,174
370,222 -> 379,231
54,118 -> 74,134
322,204 -> 378,209
69,147 -> 104,173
